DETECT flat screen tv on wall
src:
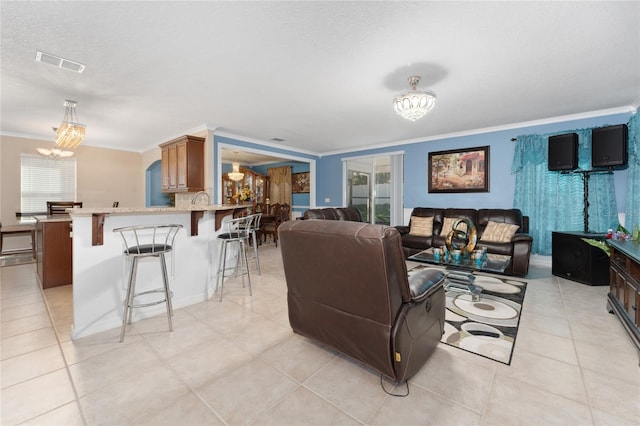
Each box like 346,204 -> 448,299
592,124 -> 628,169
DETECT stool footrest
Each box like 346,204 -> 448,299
129,289 -> 173,309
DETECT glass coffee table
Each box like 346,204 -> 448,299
408,247 -> 511,274
408,248 -> 512,300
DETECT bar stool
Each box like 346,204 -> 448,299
113,224 -> 183,342
245,213 -> 262,275
216,215 -> 252,301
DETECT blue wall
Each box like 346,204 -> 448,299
215,112 -> 632,220
146,160 -> 170,207
316,112 -> 632,215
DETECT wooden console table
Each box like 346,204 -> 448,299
607,240 -> 640,361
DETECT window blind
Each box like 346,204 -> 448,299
20,154 -> 77,213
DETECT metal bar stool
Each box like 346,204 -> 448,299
216,215 -> 252,301
244,213 -> 262,275
113,224 -> 182,342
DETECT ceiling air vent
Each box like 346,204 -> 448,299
35,50 -> 86,73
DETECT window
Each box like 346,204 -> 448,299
20,154 -> 77,213
343,153 -> 403,226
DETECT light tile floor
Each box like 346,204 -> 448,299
1,245 -> 639,425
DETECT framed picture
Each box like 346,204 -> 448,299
428,146 -> 489,193
292,172 -> 310,193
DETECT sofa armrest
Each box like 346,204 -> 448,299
512,233 -> 533,243
511,233 -> 533,277
408,269 -> 446,302
395,225 -> 410,236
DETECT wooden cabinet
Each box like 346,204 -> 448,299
255,174 -> 269,206
222,168 -> 269,205
36,217 -> 72,288
160,135 -> 205,192
607,240 -> 640,356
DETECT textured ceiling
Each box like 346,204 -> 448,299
1,1 -> 639,155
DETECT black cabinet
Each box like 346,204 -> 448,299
551,231 -> 610,286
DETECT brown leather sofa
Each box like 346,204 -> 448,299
396,208 -> 533,277
279,220 -> 446,383
303,207 -> 363,221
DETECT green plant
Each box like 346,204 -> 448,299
581,223 -> 640,257
581,238 -> 610,256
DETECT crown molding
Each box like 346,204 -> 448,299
320,105 -> 636,157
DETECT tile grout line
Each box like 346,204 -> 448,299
37,277 -> 90,426
555,274 -> 598,426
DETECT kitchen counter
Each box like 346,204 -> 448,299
67,205 -> 248,339
66,204 -> 246,215
32,214 -> 74,222
68,204 -> 251,244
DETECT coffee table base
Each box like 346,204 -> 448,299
445,270 -> 482,301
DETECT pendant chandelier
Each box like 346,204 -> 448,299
36,147 -> 74,159
55,100 -> 86,148
228,152 -> 244,181
393,76 -> 437,121
37,126 -> 74,159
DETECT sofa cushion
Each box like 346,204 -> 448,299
477,209 -> 526,234
440,217 -> 467,236
409,216 -> 433,236
480,221 -> 520,243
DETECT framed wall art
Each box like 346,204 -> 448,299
428,146 -> 489,193
292,172 -> 310,193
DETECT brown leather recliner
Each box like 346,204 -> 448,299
278,220 -> 446,383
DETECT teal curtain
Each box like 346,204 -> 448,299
626,112 -> 640,228
512,128 -> 618,255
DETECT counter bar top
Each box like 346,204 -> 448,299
67,205 -> 249,243
66,204 -> 247,216
33,214 -> 72,223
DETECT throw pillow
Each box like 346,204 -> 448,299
440,217 -> 467,236
409,216 -> 434,236
480,221 -> 520,243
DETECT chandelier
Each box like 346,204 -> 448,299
37,147 -> 74,159
393,76 -> 437,121
37,126 -> 74,158
55,100 -> 86,148
228,153 -> 244,181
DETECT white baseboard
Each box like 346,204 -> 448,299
530,254 -> 552,267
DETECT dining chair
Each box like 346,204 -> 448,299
262,204 -> 290,247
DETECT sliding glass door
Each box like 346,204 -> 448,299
344,153 -> 403,226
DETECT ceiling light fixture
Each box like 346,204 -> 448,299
37,127 -> 74,159
393,75 -> 437,121
55,100 -> 86,149
228,152 -> 244,181
37,147 -> 74,159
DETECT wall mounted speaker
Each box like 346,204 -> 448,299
551,232 -> 610,286
548,133 -> 578,171
592,124 -> 628,168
